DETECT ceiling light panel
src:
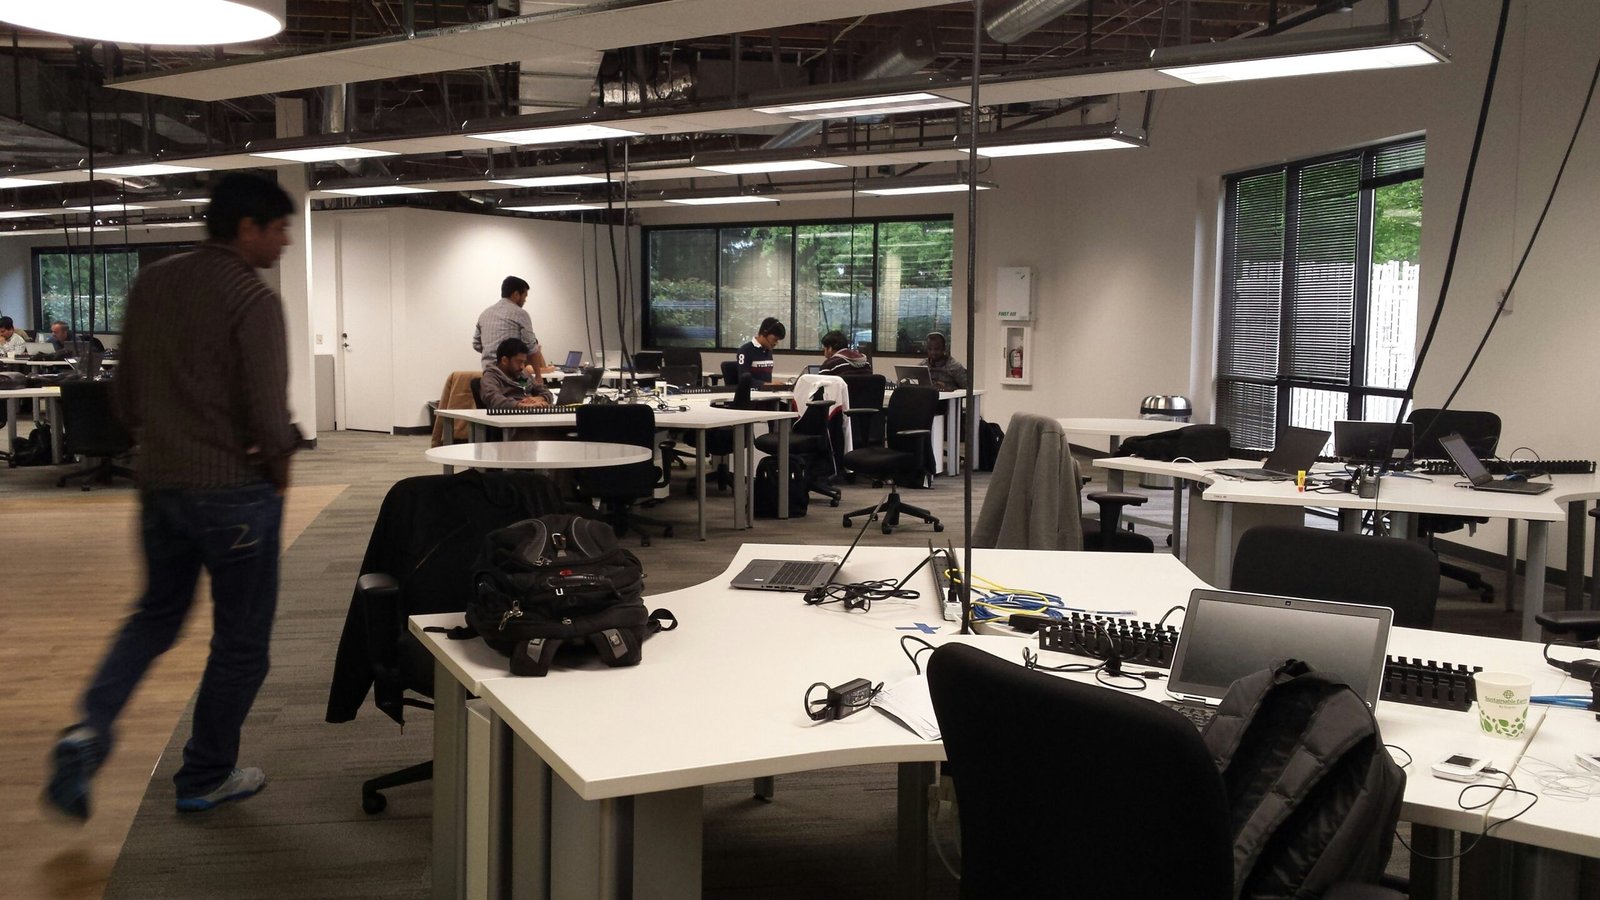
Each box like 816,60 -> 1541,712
323,185 -> 436,197
0,0 -> 285,45
0,177 -> 58,189
0,210 -> 48,219
490,175 -> 610,187
67,203 -> 153,211
468,124 -> 641,146
860,184 -> 992,196
504,203 -> 605,213
698,160 -> 845,175
251,147 -> 397,163
96,163 -> 211,176
665,196 -> 781,206
755,92 -> 966,121
1158,42 -> 1445,84
968,137 -> 1142,158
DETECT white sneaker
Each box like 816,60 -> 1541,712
175,767 -> 267,812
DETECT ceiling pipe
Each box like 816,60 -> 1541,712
763,20 -> 939,150
983,0 -> 1088,44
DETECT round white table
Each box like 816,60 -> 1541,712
424,440 -> 651,474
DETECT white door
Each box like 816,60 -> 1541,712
336,215 -> 395,433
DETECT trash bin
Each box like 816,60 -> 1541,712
1138,395 -> 1192,489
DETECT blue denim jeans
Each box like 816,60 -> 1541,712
81,482 -> 283,796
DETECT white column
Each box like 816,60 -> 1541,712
274,98 -> 317,442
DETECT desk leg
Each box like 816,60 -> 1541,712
777,418 -> 791,519
1105,436 -> 1125,492
48,397 -> 63,464
1565,500 -> 1587,610
695,431 -> 708,541
507,728 -> 552,900
1338,509 -> 1362,534
471,422 -> 487,444
633,788 -> 703,899
731,425 -> 749,530
442,464 -> 456,475
943,398 -> 960,477
433,663 -> 469,900
1592,500 -> 1600,610
1523,521 -> 1549,641
1505,522 -> 1520,614
1213,503 -> 1234,589
896,762 -> 934,900
548,782 -> 703,900
5,396 -> 16,449
1408,826 -> 1454,900
1171,478 -> 1184,557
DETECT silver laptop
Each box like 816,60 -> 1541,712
1439,432 -> 1553,495
1163,588 -> 1393,729
731,515 -> 872,592
894,364 -> 932,386
560,350 -> 583,372
1212,426 -> 1330,481
20,341 -> 54,356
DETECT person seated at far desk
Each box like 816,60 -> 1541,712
818,329 -> 872,376
0,316 -> 24,354
924,331 -> 969,392
737,316 -> 785,389
481,338 -> 553,409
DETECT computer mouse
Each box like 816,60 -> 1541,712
1504,472 -> 1527,482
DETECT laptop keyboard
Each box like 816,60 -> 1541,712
770,560 -> 827,588
1162,701 -> 1217,730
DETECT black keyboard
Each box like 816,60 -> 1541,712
1162,701 -> 1216,730
673,386 -> 732,395
486,405 -> 581,416
1415,458 -> 1595,475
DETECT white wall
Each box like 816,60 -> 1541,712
311,206 -> 636,429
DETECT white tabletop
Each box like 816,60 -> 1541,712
424,440 -> 650,470
1058,417 -> 1179,438
0,386 -> 62,399
434,402 -> 796,431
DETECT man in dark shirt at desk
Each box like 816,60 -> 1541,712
737,316 -> 785,387
924,331 -> 970,391
481,338 -> 553,409
46,172 -> 300,820
819,329 -> 872,376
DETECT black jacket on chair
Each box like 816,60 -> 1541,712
325,470 -> 564,724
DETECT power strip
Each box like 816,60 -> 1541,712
1038,614 -> 1178,669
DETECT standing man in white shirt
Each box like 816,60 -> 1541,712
472,276 -> 551,383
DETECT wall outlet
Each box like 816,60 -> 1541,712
315,333 -> 324,345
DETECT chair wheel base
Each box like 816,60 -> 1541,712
362,792 -> 387,815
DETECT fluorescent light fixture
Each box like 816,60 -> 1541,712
1154,20 -> 1447,85
0,176 -> 60,189
490,175 -> 609,187
96,163 -> 210,176
0,0 -> 284,45
504,203 -> 605,213
861,183 -> 992,196
665,196 -> 781,206
968,135 -> 1143,157
468,124 -> 641,146
0,210 -> 47,219
698,160 -> 845,175
250,147 -> 397,163
323,185 -> 436,197
67,203 -> 152,211
754,92 -> 966,121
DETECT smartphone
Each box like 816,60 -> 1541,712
1432,754 -> 1490,782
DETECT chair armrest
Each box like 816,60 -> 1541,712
842,407 -> 881,416
1086,491 -> 1148,508
893,428 -> 933,438
355,572 -> 403,673
804,399 -> 834,408
1535,610 -> 1600,639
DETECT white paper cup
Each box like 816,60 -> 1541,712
1475,672 -> 1534,739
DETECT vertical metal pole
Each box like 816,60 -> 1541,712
961,0 -> 982,634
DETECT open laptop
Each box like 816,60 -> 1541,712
19,341 -> 55,356
730,514 -> 872,592
1439,432 -> 1554,494
559,350 -> 584,373
551,374 -> 593,407
1333,420 -> 1414,465
894,364 -> 932,387
1163,588 -> 1393,729
1211,426 -> 1330,481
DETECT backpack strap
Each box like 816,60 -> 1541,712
510,637 -> 560,676
589,627 -> 644,667
648,608 -> 678,633
426,624 -> 477,641
1204,660 -> 1306,770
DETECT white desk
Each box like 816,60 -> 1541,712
414,545 -> 1586,899
2,386 -> 63,464
931,389 -> 982,477
424,440 -> 650,475
1058,417 -> 1178,488
434,403 -> 798,539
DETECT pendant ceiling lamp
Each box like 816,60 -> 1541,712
0,0 -> 285,46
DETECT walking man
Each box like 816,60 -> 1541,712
45,172 -> 301,818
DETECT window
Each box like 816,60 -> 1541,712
33,242 -> 195,334
1216,137 -> 1424,451
644,216 -> 953,351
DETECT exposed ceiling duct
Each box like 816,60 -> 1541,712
763,19 -> 939,150
984,0 -> 1089,45
516,0 -> 605,114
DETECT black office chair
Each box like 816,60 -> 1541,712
325,471 -> 564,813
659,363 -> 699,389
575,404 -> 674,546
1232,525 -> 1440,628
840,385 -> 942,534
718,359 -> 739,388
1082,490 -> 1155,552
928,643 -> 1234,898
56,379 -> 134,490
681,374 -> 783,495
468,376 -> 485,408
660,347 -> 702,382
1407,408 -> 1502,603
839,374 -> 887,472
753,386 -> 841,507
631,350 -> 664,389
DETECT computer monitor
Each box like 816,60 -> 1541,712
1333,421 -> 1414,466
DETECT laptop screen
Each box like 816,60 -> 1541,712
1333,421 -> 1415,464
1438,432 -> 1493,486
562,350 -> 583,368
1166,589 -> 1392,706
894,365 -> 931,385
1261,426 -> 1331,473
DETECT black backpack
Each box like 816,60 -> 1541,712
1204,660 -> 1405,899
976,419 -> 1004,472
8,426 -> 52,467
753,455 -> 809,518
460,515 -> 674,676
1118,423 -> 1231,462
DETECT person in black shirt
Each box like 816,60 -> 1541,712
818,329 -> 872,376
736,317 -> 785,386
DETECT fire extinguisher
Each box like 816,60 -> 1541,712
1008,347 -> 1023,378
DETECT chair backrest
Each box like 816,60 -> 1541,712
1406,408 -> 1500,459
659,363 -> 699,388
793,386 -> 832,437
469,376 -> 485,408
660,347 -> 701,370
575,404 -> 659,497
719,359 -> 740,388
631,350 -> 664,373
974,412 -> 1083,551
60,378 -> 133,457
928,643 -> 1234,899
840,373 -> 887,446
884,384 -> 939,446
1231,525 -> 1440,628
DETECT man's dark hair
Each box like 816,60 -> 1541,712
926,331 -> 948,348
206,172 -> 294,240
502,276 -> 530,298
51,320 -> 69,331
0,316 -> 13,330
821,330 -> 848,352
759,317 -> 786,340
496,337 -> 531,361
